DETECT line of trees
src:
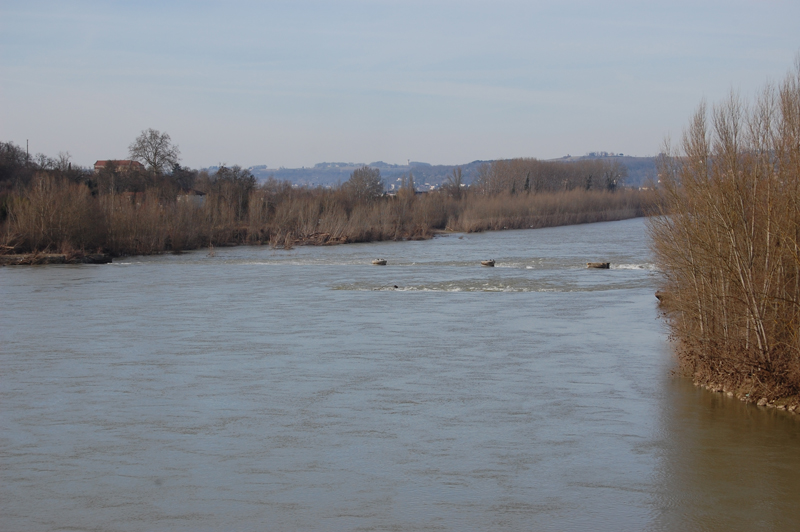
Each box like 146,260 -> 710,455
1,131 -> 654,258
473,157 -> 628,194
649,58 -> 800,407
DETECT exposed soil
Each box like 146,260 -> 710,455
0,253 -> 112,266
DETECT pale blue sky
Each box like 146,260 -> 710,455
1,0 -> 798,169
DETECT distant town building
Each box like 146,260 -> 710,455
93,160 -> 145,173
586,151 -> 623,158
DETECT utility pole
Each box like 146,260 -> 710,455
26,139 -> 29,165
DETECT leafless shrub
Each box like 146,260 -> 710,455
649,58 -> 800,401
451,188 -> 645,233
7,173 -> 101,252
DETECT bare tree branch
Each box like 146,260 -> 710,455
128,129 -> 180,174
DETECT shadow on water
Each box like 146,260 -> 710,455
648,377 -> 800,531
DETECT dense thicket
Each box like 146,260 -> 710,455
1,143 -> 653,258
649,59 -> 800,407
474,157 -> 628,194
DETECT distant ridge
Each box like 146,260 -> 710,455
240,155 -> 656,190
246,160 -> 489,191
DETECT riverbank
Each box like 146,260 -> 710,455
0,252 -> 112,265
695,379 -> 800,415
669,339 -> 800,416
2,179 -> 655,258
650,62 -> 800,415
269,206 -> 647,250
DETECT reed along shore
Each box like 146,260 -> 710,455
1,152 -> 654,258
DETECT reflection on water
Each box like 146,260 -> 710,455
649,378 -> 800,532
1,218 -> 798,531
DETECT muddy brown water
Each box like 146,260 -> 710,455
2,218 -> 798,531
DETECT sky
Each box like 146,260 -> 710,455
1,1 -> 799,170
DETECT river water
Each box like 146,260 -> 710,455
1,218 -> 799,531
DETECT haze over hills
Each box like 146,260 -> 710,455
243,160 -> 488,191
237,155 -> 657,190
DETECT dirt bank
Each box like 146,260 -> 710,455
0,253 -> 112,266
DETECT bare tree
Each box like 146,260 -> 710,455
55,152 -> 72,172
128,129 -> 180,174
648,57 -> 800,402
444,167 -> 464,199
33,153 -> 55,170
344,166 -> 383,202
601,159 -> 627,191
210,165 -> 257,220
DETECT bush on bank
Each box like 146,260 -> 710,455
649,58 -> 800,409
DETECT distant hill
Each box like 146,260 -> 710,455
247,160 -> 489,191
243,154 -> 657,190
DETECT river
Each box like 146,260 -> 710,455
1,218 -> 798,531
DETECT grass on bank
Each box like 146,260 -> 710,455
1,175 -> 654,257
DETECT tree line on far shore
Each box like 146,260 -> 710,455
0,130 -> 654,258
